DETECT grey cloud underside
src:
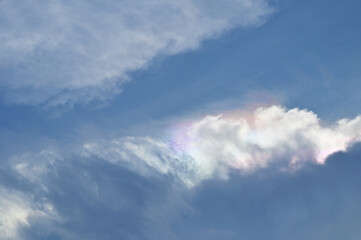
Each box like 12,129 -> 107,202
0,0 -> 272,107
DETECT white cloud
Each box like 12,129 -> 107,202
172,106 -> 361,178
0,187 -> 56,240
84,106 -> 361,186
0,0 -> 272,107
3,105 -> 360,237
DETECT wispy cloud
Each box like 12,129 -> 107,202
0,0 -> 272,107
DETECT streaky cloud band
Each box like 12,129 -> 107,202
0,0 -> 272,107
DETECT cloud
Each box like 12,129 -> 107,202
173,143 -> 361,240
171,105 -> 361,176
83,137 -> 198,187
2,105 -> 361,239
7,145 -> 178,240
0,0 -> 272,107
5,140 -> 361,240
0,187 -> 56,240
84,105 -> 361,186
11,140 -> 361,240
11,150 -> 61,185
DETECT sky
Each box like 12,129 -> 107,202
0,0 -> 361,239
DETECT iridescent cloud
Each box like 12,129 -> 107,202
84,105 -> 361,187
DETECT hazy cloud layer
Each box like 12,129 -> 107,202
0,0 -> 272,107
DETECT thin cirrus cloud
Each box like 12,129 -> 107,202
84,105 -> 361,187
0,0 -> 272,107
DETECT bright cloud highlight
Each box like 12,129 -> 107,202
0,187 -> 56,240
85,106 -> 361,186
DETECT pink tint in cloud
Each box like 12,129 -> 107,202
83,105 -> 361,187
167,105 -> 361,181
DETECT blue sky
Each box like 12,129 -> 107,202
0,0 -> 361,239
